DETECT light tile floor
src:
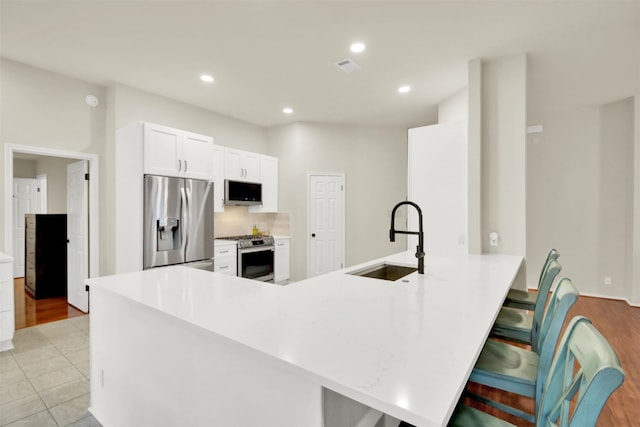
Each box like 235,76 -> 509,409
0,316 -> 101,427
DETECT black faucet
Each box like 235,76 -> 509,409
389,201 -> 425,274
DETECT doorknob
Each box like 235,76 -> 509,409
311,233 -> 316,237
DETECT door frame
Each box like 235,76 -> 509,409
4,144 -> 100,280
306,172 -> 346,278
36,173 -> 48,214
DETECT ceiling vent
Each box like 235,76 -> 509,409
335,58 -> 361,73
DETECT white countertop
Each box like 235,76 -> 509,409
88,251 -> 521,426
214,238 -> 238,245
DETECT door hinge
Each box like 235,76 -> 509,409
37,187 -> 40,192
341,263 -> 344,268
341,185 -> 344,191
84,173 -> 90,181
85,285 -> 90,292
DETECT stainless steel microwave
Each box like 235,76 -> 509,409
224,179 -> 262,206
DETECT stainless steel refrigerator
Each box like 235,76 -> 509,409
143,175 -> 214,270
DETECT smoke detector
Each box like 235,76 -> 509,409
85,94 -> 99,107
335,58 -> 361,73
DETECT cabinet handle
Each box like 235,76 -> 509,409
219,265 -> 228,269
178,159 -> 182,171
220,250 -> 229,254
184,160 -> 188,172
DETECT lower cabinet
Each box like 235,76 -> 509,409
214,240 -> 237,276
0,254 -> 14,352
274,237 -> 290,284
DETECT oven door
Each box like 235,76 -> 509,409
238,246 -> 275,282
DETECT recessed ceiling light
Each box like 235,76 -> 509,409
200,74 -> 214,83
283,107 -> 293,114
398,86 -> 411,93
350,42 -> 366,53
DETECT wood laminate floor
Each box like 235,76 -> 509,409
13,278 -> 85,330
466,295 -> 640,426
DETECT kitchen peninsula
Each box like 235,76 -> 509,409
87,251 -> 522,427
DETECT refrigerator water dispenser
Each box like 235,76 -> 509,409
157,217 -> 180,251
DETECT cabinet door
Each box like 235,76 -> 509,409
243,152 -> 261,182
224,148 -> 244,180
212,145 -> 225,212
274,239 -> 290,283
144,124 -> 181,177
249,155 -> 278,213
182,132 -> 214,180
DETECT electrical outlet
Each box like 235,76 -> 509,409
604,276 -> 612,286
489,232 -> 499,247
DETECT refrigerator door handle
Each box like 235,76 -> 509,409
180,184 -> 189,255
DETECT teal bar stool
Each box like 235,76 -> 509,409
449,316 -> 625,427
490,259 -> 562,352
467,278 -> 579,423
504,249 -> 559,310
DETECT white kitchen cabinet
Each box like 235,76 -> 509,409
248,155 -> 278,213
144,123 -> 214,180
408,121 -> 467,256
274,237 -> 290,284
0,253 -> 15,352
212,144 -> 225,212
181,131 -> 215,180
214,240 -> 237,276
224,148 -> 260,182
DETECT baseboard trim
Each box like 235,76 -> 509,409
529,288 -> 640,308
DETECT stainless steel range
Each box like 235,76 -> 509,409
218,235 -> 275,282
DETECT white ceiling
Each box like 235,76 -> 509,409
1,1 -> 639,128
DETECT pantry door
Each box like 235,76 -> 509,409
307,174 -> 345,278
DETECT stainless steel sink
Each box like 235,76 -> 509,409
348,263 -> 418,281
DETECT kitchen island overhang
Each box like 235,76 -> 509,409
87,251 -> 523,427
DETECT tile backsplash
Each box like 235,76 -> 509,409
214,206 -> 290,237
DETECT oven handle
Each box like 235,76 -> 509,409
239,246 -> 275,254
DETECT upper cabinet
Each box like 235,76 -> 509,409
249,155 -> 278,213
224,148 -> 260,182
144,123 -> 214,180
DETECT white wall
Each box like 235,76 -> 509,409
480,54 -> 527,258
526,97 -> 635,301
438,88 -> 468,124
112,84 -> 267,153
13,159 -> 37,178
633,95 -> 640,305
36,157 -> 78,214
0,58 -> 107,267
267,122 -> 407,282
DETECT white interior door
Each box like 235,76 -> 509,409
67,161 -> 89,312
12,178 -> 39,277
307,174 -> 345,278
